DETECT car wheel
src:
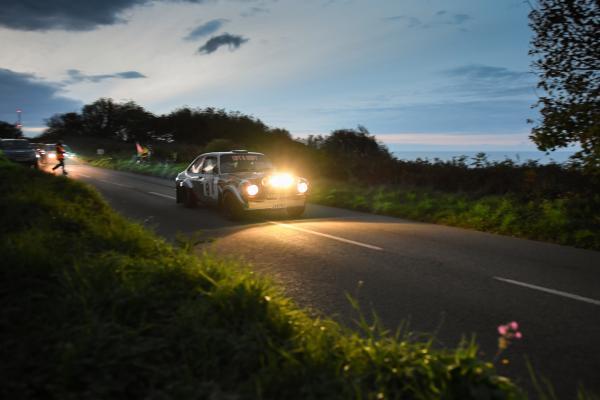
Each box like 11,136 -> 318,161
175,185 -> 182,204
223,192 -> 244,221
183,187 -> 197,208
286,205 -> 305,218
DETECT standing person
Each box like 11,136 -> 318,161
51,142 -> 68,175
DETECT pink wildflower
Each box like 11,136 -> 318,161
514,331 -> 522,339
509,321 -> 519,330
497,325 -> 508,335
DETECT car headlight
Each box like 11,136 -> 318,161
297,181 -> 308,194
268,173 -> 294,188
246,184 -> 259,196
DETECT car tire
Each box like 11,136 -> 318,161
286,205 -> 305,218
183,187 -> 197,208
175,185 -> 182,204
223,191 -> 244,221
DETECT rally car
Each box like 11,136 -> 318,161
175,150 -> 308,219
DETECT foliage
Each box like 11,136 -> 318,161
316,126 -> 396,182
44,112 -> 83,139
529,0 -> 600,173
386,156 -> 596,198
309,180 -> 600,250
89,157 -> 186,179
0,120 -> 23,138
42,99 -> 156,143
0,156 -> 524,399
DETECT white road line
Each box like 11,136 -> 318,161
148,191 -> 176,200
98,179 -> 132,188
268,221 -> 383,251
494,277 -> 600,306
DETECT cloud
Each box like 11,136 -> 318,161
64,69 -> 147,84
442,64 -> 535,98
0,68 -> 81,132
452,14 -> 471,24
444,64 -> 531,81
0,0 -> 211,31
385,10 -> 472,29
378,132 -> 531,148
197,33 -> 249,54
383,15 -> 422,28
240,6 -> 270,18
184,19 -> 229,41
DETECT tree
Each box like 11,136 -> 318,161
529,0 -> 600,172
320,126 -> 395,181
42,112 -> 83,139
81,98 -> 155,141
0,121 -> 22,138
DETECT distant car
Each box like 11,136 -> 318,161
0,139 -> 39,168
31,142 -> 46,159
175,150 -> 309,219
40,143 -> 75,163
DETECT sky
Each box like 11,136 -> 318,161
0,0 -> 543,152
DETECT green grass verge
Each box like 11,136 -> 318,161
85,158 -> 600,251
89,157 -> 186,179
0,157 -> 525,398
310,180 -> 600,251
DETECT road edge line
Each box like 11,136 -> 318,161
268,221 -> 383,251
494,276 -> 600,306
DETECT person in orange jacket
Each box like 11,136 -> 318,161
51,141 -> 68,175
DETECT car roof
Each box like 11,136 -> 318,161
200,151 -> 265,157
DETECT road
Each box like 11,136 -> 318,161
57,162 -> 600,398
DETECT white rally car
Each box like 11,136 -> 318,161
175,150 -> 308,219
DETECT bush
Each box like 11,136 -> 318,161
309,180 -> 600,250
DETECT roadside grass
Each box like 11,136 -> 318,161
310,180 -> 600,251
84,157 -> 600,251
89,157 -> 186,179
0,157 -> 524,398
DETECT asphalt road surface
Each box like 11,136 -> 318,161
54,162 -> 600,398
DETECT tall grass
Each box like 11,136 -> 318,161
0,157 -> 524,399
310,180 -> 600,250
89,157 -> 186,179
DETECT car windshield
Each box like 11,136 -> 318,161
0,140 -> 31,150
220,154 -> 273,173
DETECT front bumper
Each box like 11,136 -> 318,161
245,196 -> 306,210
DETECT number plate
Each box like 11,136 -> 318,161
272,203 -> 286,209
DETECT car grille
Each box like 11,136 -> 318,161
264,188 -> 295,200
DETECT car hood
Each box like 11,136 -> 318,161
223,171 -> 270,181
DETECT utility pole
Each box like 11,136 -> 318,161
16,108 -> 23,129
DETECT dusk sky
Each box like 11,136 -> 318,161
0,0 -> 541,151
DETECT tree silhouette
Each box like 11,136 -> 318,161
0,121 -> 23,139
43,112 -> 83,140
529,0 -> 600,172
321,126 -> 394,181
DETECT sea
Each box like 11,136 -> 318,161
392,151 -> 575,165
